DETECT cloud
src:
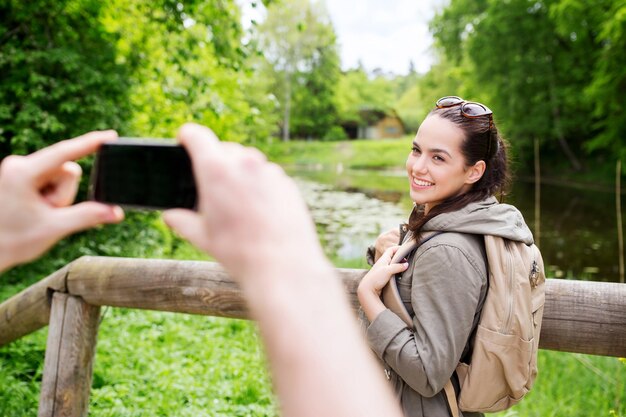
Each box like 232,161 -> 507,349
326,0 -> 442,74
238,0 -> 443,75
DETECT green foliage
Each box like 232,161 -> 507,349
290,32 -> 341,139
322,125 -> 348,141
334,66 -> 444,137
101,0 -> 275,143
0,210 -> 213,417
255,0 -> 340,141
0,0 -> 280,159
430,0 -> 626,176
395,83 -> 425,133
335,68 -> 396,123
579,1 -> 626,160
394,56 -> 465,134
0,0 -> 130,157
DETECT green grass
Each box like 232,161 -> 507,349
1,318 -> 624,416
90,310 -> 274,417
0,312 -> 276,417
257,136 -> 412,170
495,352 -> 625,417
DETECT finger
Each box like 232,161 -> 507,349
162,209 -> 209,250
27,130 -> 118,176
176,123 -> 220,157
243,146 -> 268,164
176,123 -> 227,191
41,161 -> 82,207
229,144 -> 269,175
388,261 -> 410,275
50,202 -> 124,237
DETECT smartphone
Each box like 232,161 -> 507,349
89,138 -> 197,210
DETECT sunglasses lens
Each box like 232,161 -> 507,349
436,96 -> 463,108
462,102 -> 492,117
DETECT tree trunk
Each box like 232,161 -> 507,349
534,136 -> 541,247
548,64 -> 582,171
282,72 -> 292,142
617,160 -> 624,284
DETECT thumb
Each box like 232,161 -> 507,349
387,261 -> 409,276
51,202 -> 124,237
162,209 -> 209,251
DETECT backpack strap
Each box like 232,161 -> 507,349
381,231 -> 443,328
443,380 -> 460,417
443,233 -> 489,417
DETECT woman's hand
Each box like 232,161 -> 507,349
358,245 -> 409,322
373,228 -> 400,262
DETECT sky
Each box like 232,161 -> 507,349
239,0 -> 446,76
325,0 -> 444,75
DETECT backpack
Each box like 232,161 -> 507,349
382,233 -> 546,415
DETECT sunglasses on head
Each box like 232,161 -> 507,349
436,96 -> 496,159
436,96 -> 493,130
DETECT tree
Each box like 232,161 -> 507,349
101,0 -> 277,143
555,0 -> 626,161
336,68 -> 396,123
395,55 -> 465,133
0,0 -> 130,158
289,22 -> 340,139
431,0 -> 601,172
255,0 -> 340,141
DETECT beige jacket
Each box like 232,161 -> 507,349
366,197 -> 533,417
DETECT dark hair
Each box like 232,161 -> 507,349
408,104 -> 511,236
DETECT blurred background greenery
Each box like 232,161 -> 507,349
3,0 -> 625,179
1,0 -> 625,416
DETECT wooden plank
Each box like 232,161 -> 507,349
38,293 -> 100,417
540,278 -> 626,357
2,256 -> 625,358
67,257 -> 250,318
0,266 -> 69,347
68,257 -> 626,358
67,257 -> 364,319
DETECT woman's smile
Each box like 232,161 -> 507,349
411,177 -> 435,189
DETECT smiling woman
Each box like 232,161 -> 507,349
357,96 -> 529,417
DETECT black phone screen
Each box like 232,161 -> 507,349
90,139 -> 197,210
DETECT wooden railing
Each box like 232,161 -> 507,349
1,256 -> 625,417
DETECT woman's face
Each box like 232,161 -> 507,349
405,115 -> 484,214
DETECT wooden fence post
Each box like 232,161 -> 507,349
38,292 -> 101,417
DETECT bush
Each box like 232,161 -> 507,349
322,126 -> 348,141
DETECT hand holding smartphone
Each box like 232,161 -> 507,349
89,138 -> 197,210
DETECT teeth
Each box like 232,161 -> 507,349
413,178 -> 434,187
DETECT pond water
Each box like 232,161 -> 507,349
290,166 -> 624,283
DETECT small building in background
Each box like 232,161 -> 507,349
341,108 -> 406,140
